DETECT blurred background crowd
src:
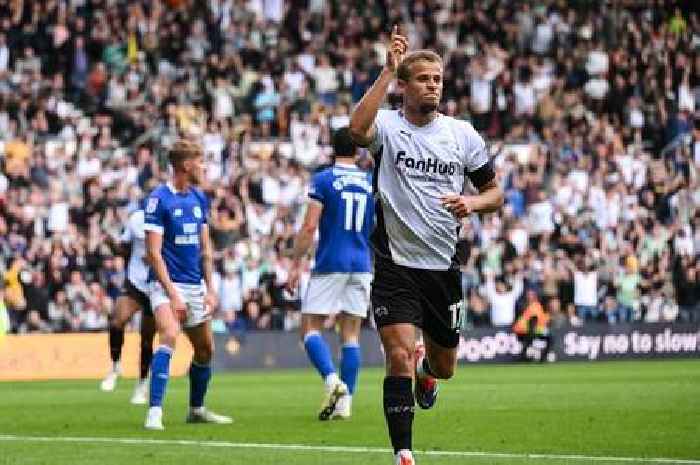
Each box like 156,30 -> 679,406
0,0 -> 698,336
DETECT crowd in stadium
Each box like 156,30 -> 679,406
0,0 -> 699,335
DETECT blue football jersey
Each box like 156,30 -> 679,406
143,183 -> 210,284
309,163 -> 374,273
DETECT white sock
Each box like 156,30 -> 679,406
112,361 -> 121,373
191,406 -> 205,414
324,372 -> 340,388
148,406 -> 162,414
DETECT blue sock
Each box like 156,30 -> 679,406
303,331 -> 336,379
189,361 -> 212,408
340,343 -> 361,395
149,345 -> 173,407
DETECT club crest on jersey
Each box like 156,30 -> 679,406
193,206 -> 202,218
146,198 -> 158,213
374,306 -> 389,317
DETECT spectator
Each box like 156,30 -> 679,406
0,0 -> 698,334
614,255 -> 641,323
674,261 -> 700,323
574,258 -> 599,322
513,288 -> 551,362
485,270 -> 524,327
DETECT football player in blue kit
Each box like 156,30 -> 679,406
142,139 -> 232,430
287,127 -> 374,421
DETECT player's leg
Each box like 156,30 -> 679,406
415,332 -> 456,408
379,324 -> 418,465
182,283 -> 231,424
333,313 -> 362,419
333,272 -> 371,419
144,284 -> 181,430
301,274 -> 347,420
130,303 -> 155,405
419,334 -> 457,377
101,292 -> 141,391
372,258 -> 423,465
414,268 -> 462,410
301,313 -> 338,383
183,320 -> 232,424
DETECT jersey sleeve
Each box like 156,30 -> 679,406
143,194 -> 165,235
461,122 -> 495,189
367,109 -> 391,154
198,189 -> 211,224
308,171 -> 326,203
129,210 -> 146,241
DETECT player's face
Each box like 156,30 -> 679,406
401,60 -> 443,114
187,155 -> 205,185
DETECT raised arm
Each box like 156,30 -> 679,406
349,25 -> 407,147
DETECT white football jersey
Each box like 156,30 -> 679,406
120,209 -> 149,293
369,109 -> 489,270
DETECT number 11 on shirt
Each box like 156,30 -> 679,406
341,192 -> 367,232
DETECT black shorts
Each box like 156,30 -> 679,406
371,256 -> 464,349
122,280 -> 153,317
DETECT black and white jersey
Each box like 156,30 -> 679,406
369,109 -> 492,270
121,209 -> 149,293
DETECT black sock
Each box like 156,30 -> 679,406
422,358 -> 438,378
139,334 -> 154,380
383,376 -> 414,453
109,325 -> 124,365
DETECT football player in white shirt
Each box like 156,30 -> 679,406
100,203 -> 156,405
349,26 -> 504,465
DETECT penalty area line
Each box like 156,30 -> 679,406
0,434 -> 698,464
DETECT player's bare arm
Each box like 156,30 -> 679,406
145,230 -> 186,320
200,223 -> 218,314
441,179 -> 504,218
349,25 -> 408,147
286,199 -> 323,292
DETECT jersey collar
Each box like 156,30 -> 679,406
167,182 -> 191,195
398,110 -> 442,132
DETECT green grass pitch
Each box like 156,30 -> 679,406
1,360 -> 699,465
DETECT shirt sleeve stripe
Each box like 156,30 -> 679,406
309,192 -> 324,202
143,224 -> 164,234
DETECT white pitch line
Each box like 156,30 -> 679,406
0,435 -> 698,464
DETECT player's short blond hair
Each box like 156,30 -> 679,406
168,139 -> 203,168
397,50 -> 443,81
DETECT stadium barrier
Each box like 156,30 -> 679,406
1,323 -> 698,380
456,322 -> 700,363
213,323 -> 700,369
555,322 -> 700,362
0,333 -> 193,381
212,329 -> 386,370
